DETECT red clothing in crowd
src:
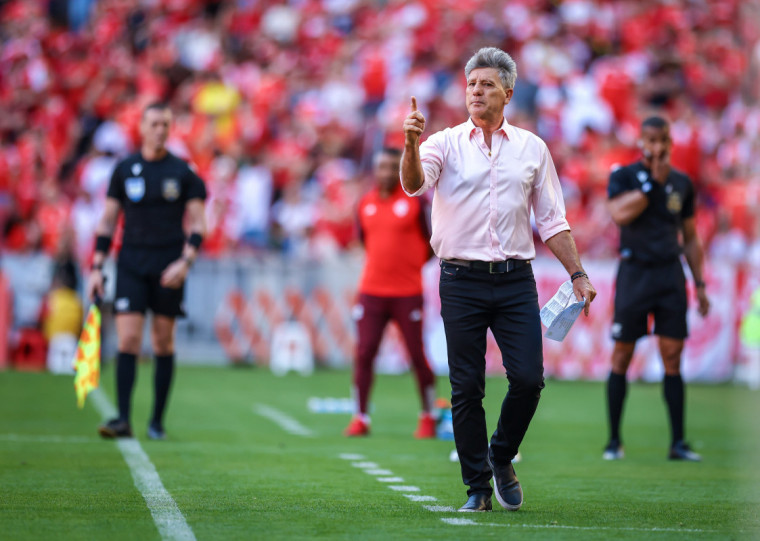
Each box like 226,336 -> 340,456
357,187 -> 430,297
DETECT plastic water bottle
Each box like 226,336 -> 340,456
437,408 -> 454,440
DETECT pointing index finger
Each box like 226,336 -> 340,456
411,96 -> 417,112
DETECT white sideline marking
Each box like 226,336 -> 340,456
364,469 -> 393,476
351,461 -> 379,469
338,453 -> 365,460
389,485 -> 420,492
253,404 -> 313,437
405,495 -> 437,502
440,517 -> 717,534
442,518 -> 475,525
376,477 -> 404,483
0,434 -> 97,444
90,388 -> 196,541
423,505 -> 454,512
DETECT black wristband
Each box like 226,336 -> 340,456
187,232 -> 203,250
91,263 -> 103,272
571,271 -> 588,282
95,235 -> 112,254
695,280 -> 706,289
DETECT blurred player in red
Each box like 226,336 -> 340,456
345,147 -> 436,438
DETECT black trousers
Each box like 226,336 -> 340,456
439,261 -> 544,496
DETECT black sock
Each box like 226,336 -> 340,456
664,374 -> 684,446
116,352 -> 137,424
607,371 -> 627,443
151,354 -> 175,429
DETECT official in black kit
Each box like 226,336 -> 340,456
603,116 -> 710,462
87,103 -> 207,440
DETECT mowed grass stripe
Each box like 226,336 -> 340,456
2,367 -> 759,540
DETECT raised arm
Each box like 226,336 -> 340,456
401,96 -> 426,194
544,230 -> 597,316
607,152 -> 669,226
607,190 -> 649,226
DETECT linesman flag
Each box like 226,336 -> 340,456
74,305 -> 101,408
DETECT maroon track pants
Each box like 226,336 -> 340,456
353,293 -> 435,415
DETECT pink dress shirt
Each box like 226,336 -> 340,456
403,117 -> 570,261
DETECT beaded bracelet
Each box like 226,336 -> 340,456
571,271 -> 588,282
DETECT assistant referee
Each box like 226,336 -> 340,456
604,116 -> 710,462
86,103 -> 207,440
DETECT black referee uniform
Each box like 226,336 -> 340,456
604,154 -> 705,462
108,152 -> 207,317
104,151 -> 206,438
608,162 -> 694,341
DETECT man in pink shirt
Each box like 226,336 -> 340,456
401,47 -> 597,512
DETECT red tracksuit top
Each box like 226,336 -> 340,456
357,186 -> 430,297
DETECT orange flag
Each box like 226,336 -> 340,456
74,305 -> 101,408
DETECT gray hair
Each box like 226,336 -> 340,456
464,47 -> 517,90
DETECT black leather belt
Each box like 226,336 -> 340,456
442,258 -> 530,274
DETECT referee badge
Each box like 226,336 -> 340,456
162,178 -> 180,201
125,177 -> 145,202
667,191 -> 682,214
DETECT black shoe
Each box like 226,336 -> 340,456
458,493 -> 492,512
98,418 -> 133,439
668,441 -> 701,461
147,424 -> 166,441
603,439 -> 624,460
487,449 -> 523,510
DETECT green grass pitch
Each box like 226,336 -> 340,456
1,365 -> 759,540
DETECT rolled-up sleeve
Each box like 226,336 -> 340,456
402,131 -> 445,197
532,142 -> 570,242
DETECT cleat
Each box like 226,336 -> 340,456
458,493 -> 492,512
603,440 -> 624,460
344,416 -> 370,437
98,418 -> 133,439
414,413 -> 436,439
147,424 -> 166,441
487,449 -> 523,510
669,441 -> 701,462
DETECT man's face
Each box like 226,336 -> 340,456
373,152 -> 400,192
466,67 -> 513,122
140,108 -> 172,150
639,125 -> 671,161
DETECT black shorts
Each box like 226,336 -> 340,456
114,244 -> 185,318
612,259 -> 687,342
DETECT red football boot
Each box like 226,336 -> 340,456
414,413 -> 436,439
344,416 -> 370,437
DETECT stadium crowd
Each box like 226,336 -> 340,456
0,0 -> 758,269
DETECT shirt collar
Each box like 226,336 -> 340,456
466,117 -> 511,140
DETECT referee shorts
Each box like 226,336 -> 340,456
114,244 -> 186,318
612,259 -> 687,342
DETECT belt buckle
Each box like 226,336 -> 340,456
489,261 -> 508,274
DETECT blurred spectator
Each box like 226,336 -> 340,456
42,256 -> 83,374
0,0 -> 756,267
